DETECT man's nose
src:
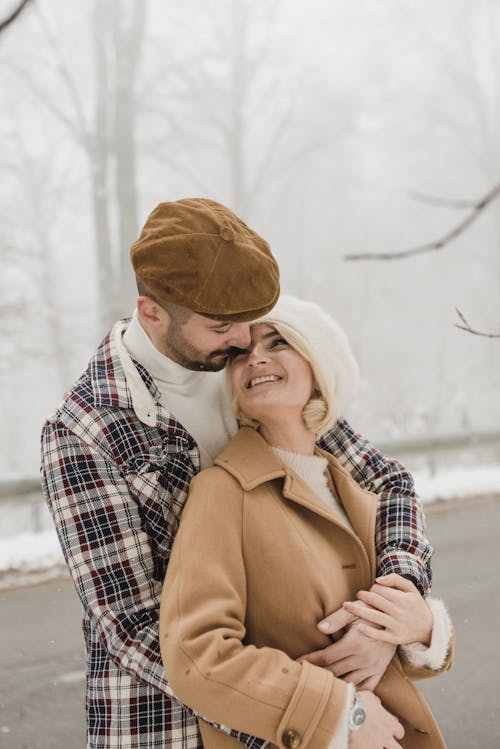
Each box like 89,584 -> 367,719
229,323 -> 251,349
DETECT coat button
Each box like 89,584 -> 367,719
220,223 -> 234,241
282,729 -> 301,748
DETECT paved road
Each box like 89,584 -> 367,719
1,498 -> 499,748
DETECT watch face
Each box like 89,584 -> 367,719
351,706 -> 366,728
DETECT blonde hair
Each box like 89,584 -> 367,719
229,320 -> 338,438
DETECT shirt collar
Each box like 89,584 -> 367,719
90,319 -> 161,427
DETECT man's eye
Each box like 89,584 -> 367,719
213,326 -> 231,334
228,347 -> 248,361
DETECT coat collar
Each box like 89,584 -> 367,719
214,427 -> 286,489
214,427 -> 377,556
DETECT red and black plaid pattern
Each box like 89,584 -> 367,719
319,423 -> 433,593
41,320 -> 432,748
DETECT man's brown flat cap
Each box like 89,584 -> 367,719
130,198 -> 280,321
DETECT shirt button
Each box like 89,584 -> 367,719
282,729 -> 301,748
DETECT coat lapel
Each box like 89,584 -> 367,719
215,428 -> 378,578
319,449 -> 378,574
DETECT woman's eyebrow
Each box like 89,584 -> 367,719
261,330 -> 281,340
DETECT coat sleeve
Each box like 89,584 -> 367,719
318,418 -> 433,596
398,634 -> 455,682
399,598 -> 455,680
41,420 -> 266,749
160,468 -> 350,749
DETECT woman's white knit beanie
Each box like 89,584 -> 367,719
259,295 -> 360,418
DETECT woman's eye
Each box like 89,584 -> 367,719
270,338 -> 288,348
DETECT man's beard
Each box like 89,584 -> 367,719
172,349 -> 230,372
160,327 -> 231,372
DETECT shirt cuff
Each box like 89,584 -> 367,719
399,597 -> 453,670
327,682 -> 355,749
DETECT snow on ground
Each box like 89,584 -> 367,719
0,531 -> 66,588
413,464 -> 500,503
1,464 -> 499,588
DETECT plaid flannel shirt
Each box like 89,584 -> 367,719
41,319 -> 433,749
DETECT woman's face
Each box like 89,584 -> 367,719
229,323 -> 314,424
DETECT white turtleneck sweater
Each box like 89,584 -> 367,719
272,446 -> 353,529
123,312 -> 238,469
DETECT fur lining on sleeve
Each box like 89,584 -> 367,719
400,597 -> 453,670
328,682 -> 355,749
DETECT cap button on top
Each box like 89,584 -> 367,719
220,222 -> 234,241
282,729 -> 301,748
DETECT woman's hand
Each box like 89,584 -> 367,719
342,574 -> 433,646
350,690 -> 404,749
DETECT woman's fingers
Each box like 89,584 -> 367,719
356,589 -> 399,615
375,573 -> 417,593
343,600 -> 390,628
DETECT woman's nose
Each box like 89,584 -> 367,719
246,345 -> 269,366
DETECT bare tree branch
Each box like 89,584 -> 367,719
409,190 -> 477,210
454,309 -> 500,339
7,61 -> 83,138
0,0 -> 31,33
32,5 -> 89,144
345,181 -> 500,261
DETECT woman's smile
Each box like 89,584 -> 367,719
247,374 -> 283,389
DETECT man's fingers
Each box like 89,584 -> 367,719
357,624 -> 396,643
318,606 -> 356,634
296,649 -> 329,667
341,667 -> 378,686
356,673 -> 382,691
298,634 -> 358,668
325,655 -> 360,678
387,716 -> 405,748
394,719 -> 405,740
388,741 -> 403,749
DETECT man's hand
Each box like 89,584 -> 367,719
343,574 -> 433,646
299,611 -> 397,691
350,691 -> 404,749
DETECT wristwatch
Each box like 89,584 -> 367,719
348,693 -> 367,731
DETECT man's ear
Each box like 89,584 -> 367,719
137,296 -> 165,325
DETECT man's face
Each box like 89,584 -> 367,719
158,310 -> 252,372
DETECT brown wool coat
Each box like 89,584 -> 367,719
160,427 -> 453,749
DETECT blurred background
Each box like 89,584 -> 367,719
1,0 -> 500,482
0,2 -> 499,746
1,0 -> 500,571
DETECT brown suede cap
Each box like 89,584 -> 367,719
130,198 -> 280,321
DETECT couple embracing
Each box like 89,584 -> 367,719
42,198 -> 453,749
